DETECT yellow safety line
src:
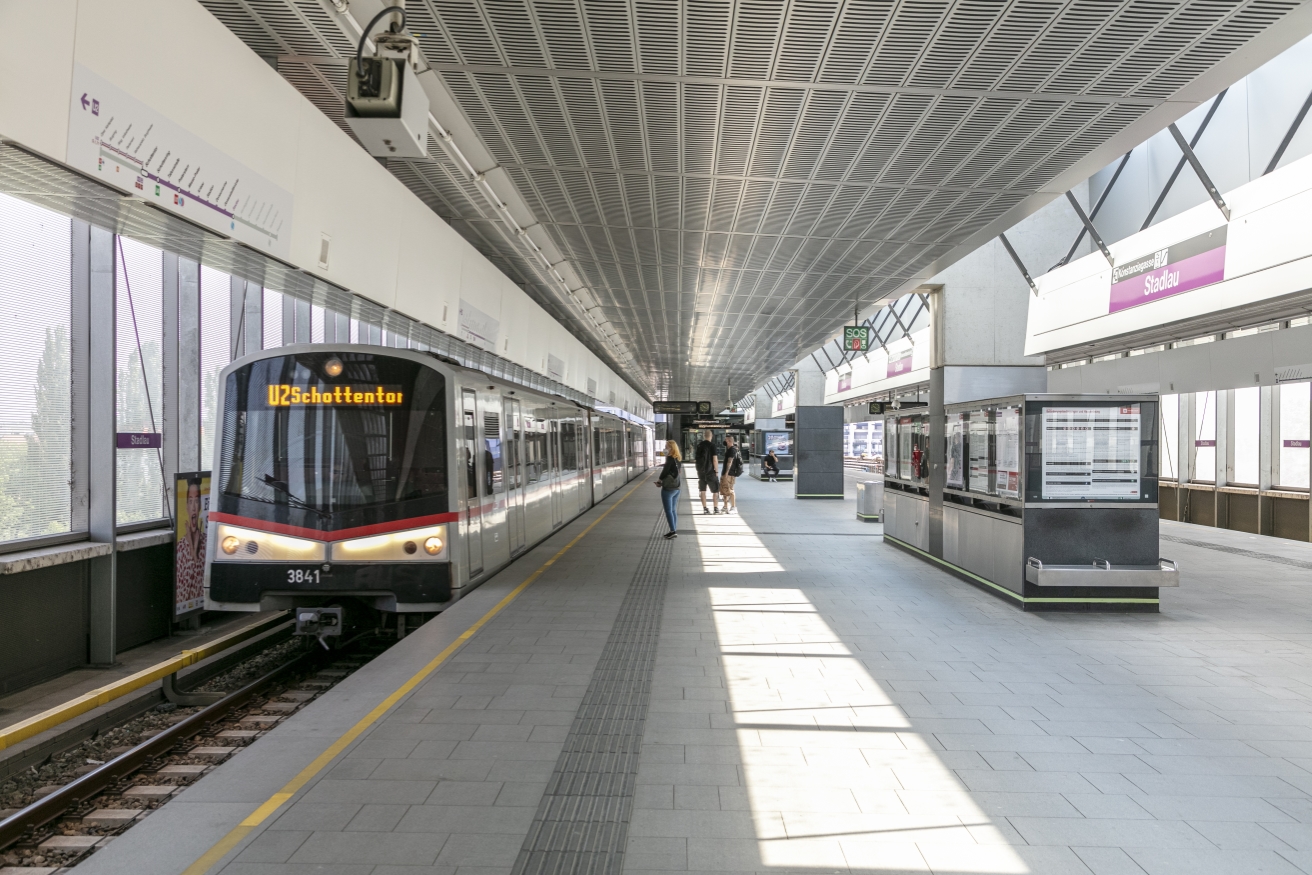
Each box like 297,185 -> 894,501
0,614 -> 289,751
181,479 -> 646,875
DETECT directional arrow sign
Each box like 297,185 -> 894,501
80,93 -> 89,110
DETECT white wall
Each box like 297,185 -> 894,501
0,0 -> 649,418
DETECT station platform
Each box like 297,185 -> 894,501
78,472 -> 1312,875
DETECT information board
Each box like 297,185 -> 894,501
968,417 -> 991,494
994,407 -> 1021,498
946,414 -> 965,490
1041,406 -> 1141,500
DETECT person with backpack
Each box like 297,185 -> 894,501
655,440 -> 682,539
693,430 -> 721,514
719,435 -> 743,514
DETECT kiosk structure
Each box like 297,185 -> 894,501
883,393 -> 1178,611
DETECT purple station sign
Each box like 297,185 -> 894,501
1109,227 -> 1227,314
886,352 -> 913,379
117,432 -> 162,449
1286,439 -> 1311,449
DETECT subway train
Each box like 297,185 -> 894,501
203,344 -> 651,624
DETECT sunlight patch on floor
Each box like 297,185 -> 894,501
691,505 -> 785,573
710,586 -> 1030,873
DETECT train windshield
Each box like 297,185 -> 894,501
217,351 -> 447,531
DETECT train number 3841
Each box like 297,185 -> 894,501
287,568 -> 322,584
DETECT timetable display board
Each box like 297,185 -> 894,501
994,407 -> 1022,498
946,414 -> 965,490
1040,405 -> 1141,500
967,416 -> 992,495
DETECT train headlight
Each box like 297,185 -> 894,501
323,357 -> 344,377
332,525 -> 447,561
213,524 -> 326,562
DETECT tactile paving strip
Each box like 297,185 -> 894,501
511,514 -> 673,875
1161,534 -> 1312,571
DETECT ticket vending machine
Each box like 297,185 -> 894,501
883,394 -> 1178,612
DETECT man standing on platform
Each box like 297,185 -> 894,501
719,435 -> 742,515
694,430 -> 720,514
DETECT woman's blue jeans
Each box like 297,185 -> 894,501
660,487 -> 680,533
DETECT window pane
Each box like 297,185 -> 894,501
0,193 -> 73,542
1280,381 -> 1310,489
263,287 -> 282,349
1193,391 -> 1216,482
116,237 -> 166,524
200,265 -> 231,471
1160,394 -> 1178,480
1233,387 -> 1260,485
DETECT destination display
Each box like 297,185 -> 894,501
264,384 -> 405,407
1041,406 -> 1141,500
652,400 -> 712,415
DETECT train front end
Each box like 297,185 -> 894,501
205,347 -> 453,619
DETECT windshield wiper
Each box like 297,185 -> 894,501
259,474 -> 328,519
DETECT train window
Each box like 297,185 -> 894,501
483,412 -> 504,495
524,416 -> 545,484
561,420 -> 577,472
218,352 -> 447,530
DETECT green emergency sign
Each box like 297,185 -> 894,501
843,325 -> 871,351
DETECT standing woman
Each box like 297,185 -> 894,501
656,440 -> 682,539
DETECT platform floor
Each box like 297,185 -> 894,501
79,473 -> 1312,875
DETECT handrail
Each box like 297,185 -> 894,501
0,612 -> 288,751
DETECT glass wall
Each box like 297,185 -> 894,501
1233,387 -> 1260,485
115,237 -> 166,525
199,265 -> 231,470
1193,390 -> 1217,483
0,193 -> 74,542
1160,394 -> 1179,480
1281,382 -> 1310,489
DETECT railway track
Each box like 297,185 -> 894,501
0,632 -> 393,871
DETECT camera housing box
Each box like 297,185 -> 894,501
345,58 -> 429,159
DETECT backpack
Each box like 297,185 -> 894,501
728,448 -> 743,478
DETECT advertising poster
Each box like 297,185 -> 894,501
174,472 -> 211,616
946,414 -> 965,490
994,408 -> 1021,498
765,432 -> 792,455
968,417 -> 991,494
1041,406 -> 1141,500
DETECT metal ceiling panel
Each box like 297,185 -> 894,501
197,0 -> 1305,400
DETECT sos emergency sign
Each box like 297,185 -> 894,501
843,325 -> 871,351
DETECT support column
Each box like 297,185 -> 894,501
88,225 -> 117,665
1179,393 -> 1196,523
178,258 -> 201,472
794,405 -> 843,499
231,277 -> 262,358
1259,384 -> 1276,536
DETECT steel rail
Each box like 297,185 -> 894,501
0,642 -> 324,851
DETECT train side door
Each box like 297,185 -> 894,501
548,417 -> 563,527
481,399 -> 507,565
460,389 -> 484,579
505,397 -> 526,553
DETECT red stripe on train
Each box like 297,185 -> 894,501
209,511 -> 461,542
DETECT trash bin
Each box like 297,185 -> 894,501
856,480 -> 883,522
